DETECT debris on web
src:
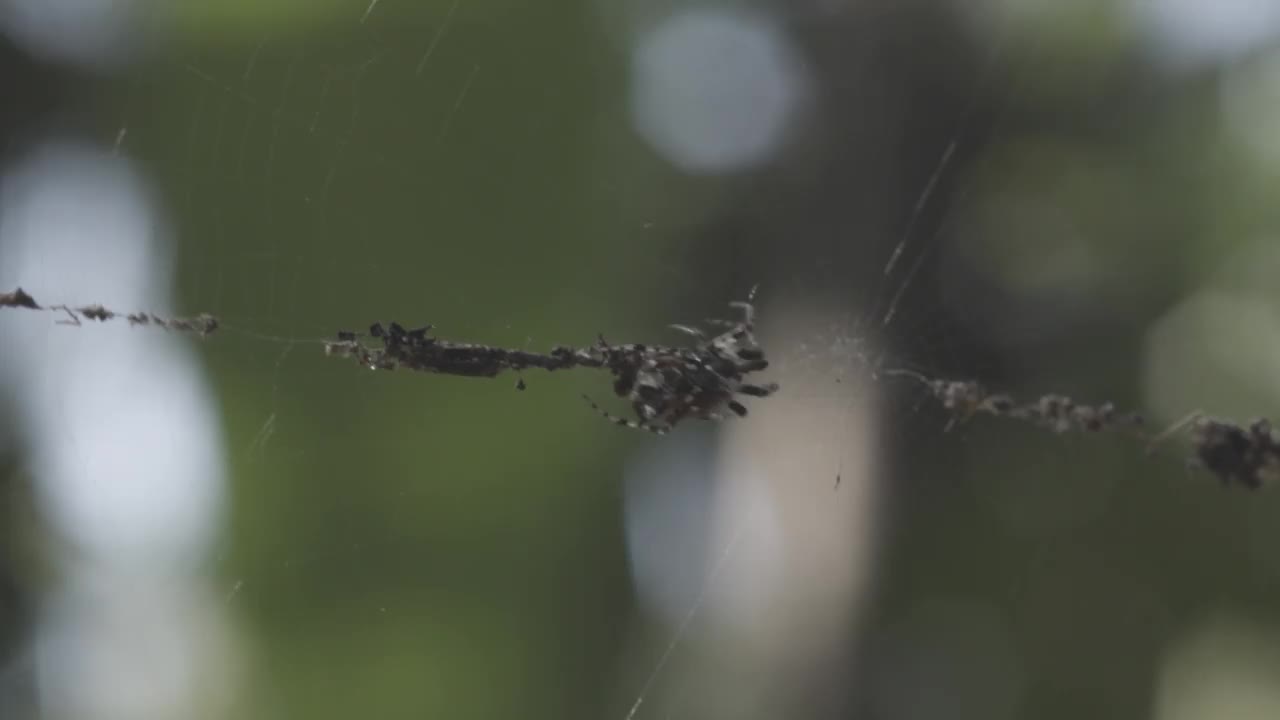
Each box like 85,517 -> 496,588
883,368 -> 1144,435
1,286 -> 219,336
8,282 -> 1280,489
884,366 -> 1280,490
325,290 -> 779,435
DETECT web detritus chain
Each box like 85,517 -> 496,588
884,368 -> 1278,490
884,368 -> 1145,435
3,285 -> 1277,488
0,286 -> 219,335
1,285 -> 780,435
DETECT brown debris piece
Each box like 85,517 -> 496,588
0,287 -> 40,310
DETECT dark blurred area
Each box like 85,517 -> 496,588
4,1 -> 1280,719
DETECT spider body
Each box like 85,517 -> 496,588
586,294 -> 778,433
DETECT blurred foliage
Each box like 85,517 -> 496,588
7,0 -> 1280,718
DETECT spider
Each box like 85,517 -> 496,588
583,294 -> 779,434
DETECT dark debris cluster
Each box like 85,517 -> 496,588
1148,415 -> 1280,490
1,286 -> 218,336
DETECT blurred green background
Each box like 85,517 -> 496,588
5,1 -> 1280,719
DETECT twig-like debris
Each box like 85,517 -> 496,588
325,292 -> 779,434
0,286 -> 218,337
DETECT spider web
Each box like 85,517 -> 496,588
5,1 -> 1280,720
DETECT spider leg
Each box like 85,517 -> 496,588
727,400 -> 748,417
1145,410 -> 1204,454
582,394 -> 668,435
728,300 -> 755,326
881,367 -> 932,387
688,405 -> 725,422
738,382 -> 779,397
669,324 -> 707,339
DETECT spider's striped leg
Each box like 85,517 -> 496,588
702,317 -> 739,329
680,405 -> 724,422
1145,410 -> 1204,454
695,405 -> 727,422
728,299 -> 756,326
669,324 -> 707,339
671,393 -> 726,423
738,382 -> 779,397
581,394 -> 668,435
